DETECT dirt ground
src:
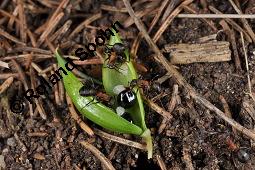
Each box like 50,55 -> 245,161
0,0 -> 255,169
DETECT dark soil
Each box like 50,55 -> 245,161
0,0 -> 255,169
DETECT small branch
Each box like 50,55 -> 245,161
0,77 -> 13,94
94,128 -> 146,150
177,13 -> 255,19
156,155 -> 167,170
80,141 -> 116,170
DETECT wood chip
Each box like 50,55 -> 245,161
163,41 -> 231,64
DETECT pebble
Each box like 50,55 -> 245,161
0,155 -> 6,169
7,137 -> 16,147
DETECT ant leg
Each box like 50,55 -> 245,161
103,64 -> 123,73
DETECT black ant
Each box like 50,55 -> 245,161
79,80 -> 112,108
104,43 -> 130,72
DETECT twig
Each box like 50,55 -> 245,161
161,0 -> 180,23
156,155 -> 167,170
209,6 -> 252,43
52,65 -> 60,105
122,0 -> 255,141
8,47 -> 52,54
0,77 -> 14,94
18,0 -> 27,43
80,141 -> 116,170
131,0 -> 170,58
219,95 -> 236,134
108,144 -> 118,160
152,0 -> 194,43
73,58 -> 103,65
219,20 -> 241,71
182,143 -> 194,170
228,0 -> 255,42
240,32 -> 255,102
182,5 -> 217,32
11,59 -> 29,89
69,13 -> 101,39
0,60 -> 9,69
0,28 -> 25,45
101,4 -> 127,12
27,132 -> 48,137
30,67 -> 47,119
94,128 -> 146,150
143,97 -> 173,120
176,13 -> 255,19
66,93 -> 94,136
14,133 -> 27,152
37,12 -> 64,46
158,84 -> 178,134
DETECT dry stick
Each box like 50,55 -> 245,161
176,13 -> 255,19
0,9 -> 36,47
219,20 -> 241,71
156,155 -> 167,170
209,6 -> 252,43
50,20 -> 72,43
152,0 -> 194,43
0,28 -> 25,45
11,59 -> 33,117
161,0 -> 180,23
27,132 -> 48,137
30,67 -> 47,119
8,47 -> 52,54
219,95 -> 236,134
228,0 -> 255,42
58,79 -> 65,106
80,141 -> 116,170
182,143 -> 194,170
2,54 -> 53,61
108,144 -> 118,160
7,6 -> 18,30
122,0 -> 255,141
35,0 -> 69,34
73,58 -> 103,65
0,60 -> 9,69
69,13 -> 101,39
240,32 -> 255,103
143,97 -> 173,120
66,93 -> 94,136
42,20 -> 72,49
182,5 -> 217,32
52,65 -> 60,105
0,77 -> 14,94
158,84 -> 178,134
37,12 -> 64,47
124,8 -> 159,28
0,73 -> 19,79
18,0 -> 27,43
101,4 -> 128,12
131,0 -> 170,58
94,128 -> 146,150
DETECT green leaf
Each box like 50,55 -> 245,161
55,50 -> 143,135
102,30 -> 153,159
